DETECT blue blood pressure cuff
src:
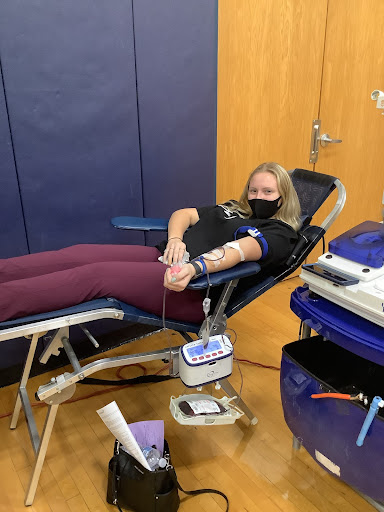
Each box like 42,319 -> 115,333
234,226 -> 268,260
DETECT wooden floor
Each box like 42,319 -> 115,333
0,277 -> 377,512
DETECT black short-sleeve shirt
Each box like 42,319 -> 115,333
157,203 -> 298,270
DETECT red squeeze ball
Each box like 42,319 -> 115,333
170,264 -> 182,275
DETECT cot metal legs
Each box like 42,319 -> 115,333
220,378 -> 258,425
9,328 -> 77,506
292,436 -> 302,451
24,404 -> 59,506
10,331 -> 44,505
23,379 -> 77,506
10,332 -> 40,431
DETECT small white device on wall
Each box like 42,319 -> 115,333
371,90 -> 384,114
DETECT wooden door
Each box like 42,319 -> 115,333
314,0 -> 384,244
216,0 -> 328,203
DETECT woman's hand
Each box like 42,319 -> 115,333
163,238 -> 186,265
164,263 -> 195,292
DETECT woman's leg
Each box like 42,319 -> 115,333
0,260 -> 204,324
0,245 -> 161,283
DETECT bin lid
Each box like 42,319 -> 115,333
291,286 -> 384,366
329,221 -> 384,268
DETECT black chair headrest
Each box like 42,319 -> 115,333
290,168 -> 337,226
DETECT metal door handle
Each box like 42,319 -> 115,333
309,120 -> 343,163
309,119 -> 321,163
320,133 -> 342,147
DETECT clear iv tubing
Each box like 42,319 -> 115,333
356,396 -> 383,447
165,253 -> 214,350
162,255 -> 212,357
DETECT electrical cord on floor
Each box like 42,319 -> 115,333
227,327 -> 280,370
225,327 -> 237,346
235,358 -> 280,371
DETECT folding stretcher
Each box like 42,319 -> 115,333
0,168 -> 345,505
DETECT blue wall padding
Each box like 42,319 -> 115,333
133,0 -> 217,246
0,68 -> 29,258
0,0 -> 145,252
0,1 -> 218,372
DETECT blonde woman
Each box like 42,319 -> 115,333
163,162 -> 301,290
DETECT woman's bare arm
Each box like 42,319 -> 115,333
164,236 -> 262,291
163,208 -> 199,265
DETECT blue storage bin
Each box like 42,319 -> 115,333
281,336 -> 384,502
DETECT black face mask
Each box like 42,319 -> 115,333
248,197 -> 281,219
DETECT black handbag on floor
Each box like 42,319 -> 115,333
107,439 -> 179,512
107,439 -> 229,512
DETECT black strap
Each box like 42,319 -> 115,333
115,501 -> 123,512
170,467 -> 229,511
80,374 -> 173,386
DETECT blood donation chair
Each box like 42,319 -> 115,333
0,168 -> 345,505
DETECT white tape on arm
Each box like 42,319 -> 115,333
223,241 -> 245,261
201,248 -> 225,268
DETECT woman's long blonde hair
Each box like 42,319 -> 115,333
223,162 -> 301,231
